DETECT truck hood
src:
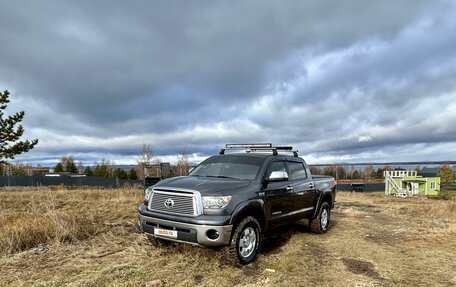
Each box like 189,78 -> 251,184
153,176 -> 250,195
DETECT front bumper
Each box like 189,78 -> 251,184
138,213 -> 233,247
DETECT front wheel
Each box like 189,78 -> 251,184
226,216 -> 261,265
310,202 -> 331,234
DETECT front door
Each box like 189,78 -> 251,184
263,160 -> 294,223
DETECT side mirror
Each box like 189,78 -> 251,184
268,171 -> 289,181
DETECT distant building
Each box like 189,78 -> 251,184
30,167 -> 51,176
419,166 -> 456,177
384,170 -> 440,197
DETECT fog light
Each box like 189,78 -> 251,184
206,229 -> 220,240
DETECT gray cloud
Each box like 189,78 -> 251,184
1,0 -> 456,165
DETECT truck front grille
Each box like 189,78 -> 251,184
148,189 -> 198,216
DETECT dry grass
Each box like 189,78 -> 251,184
0,187 -> 133,255
0,188 -> 455,287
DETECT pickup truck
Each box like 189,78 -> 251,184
138,144 -> 336,264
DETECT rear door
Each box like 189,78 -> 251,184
287,160 -> 316,217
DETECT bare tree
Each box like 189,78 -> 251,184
59,156 -> 78,173
138,144 -> 154,166
137,144 -> 160,179
336,166 -> 347,180
25,164 -> 33,176
77,161 -> 84,174
176,149 -> 190,176
438,165 -> 456,183
309,166 -> 322,175
323,165 -> 336,177
363,165 -> 374,181
383,165 -> 392,171
349,165 -> 356,180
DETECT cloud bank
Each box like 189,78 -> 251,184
1,1 -> 455,165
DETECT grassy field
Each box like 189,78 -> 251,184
0,187 -> 455,287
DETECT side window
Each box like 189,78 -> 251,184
288,161 -> 307,180
430,181 -> 436,189
266,161 -> 286,178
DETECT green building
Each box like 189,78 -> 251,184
384,170 -> 440,197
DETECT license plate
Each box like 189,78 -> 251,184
154,228 -> 177,238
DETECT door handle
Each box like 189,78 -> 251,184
308,182 -> 315,188
286,186 -> 294,192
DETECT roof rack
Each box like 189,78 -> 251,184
219,143 -> 299,157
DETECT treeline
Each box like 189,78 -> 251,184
0,163 -> 34,176
75,147 -> 191,180
0,162 -> 431,182
1,144 -> 192,181
309,165 -> 415,181
8,143 -> 453,183
51,157 -> 139,180
85,160 -> 139,180
0,157 -> 140,180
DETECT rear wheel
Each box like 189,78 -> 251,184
310,202 -> 330,234
226,216 -> 261,265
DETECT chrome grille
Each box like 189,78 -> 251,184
149,189 -> 196,216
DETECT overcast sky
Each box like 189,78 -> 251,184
1,1 -> 456,166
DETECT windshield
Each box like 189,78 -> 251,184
189,155 -> 264,180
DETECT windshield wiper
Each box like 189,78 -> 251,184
205,175 -> 236,179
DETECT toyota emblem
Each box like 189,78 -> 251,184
164,198 -> 174,208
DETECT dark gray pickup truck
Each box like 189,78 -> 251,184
138,144 -> 336,264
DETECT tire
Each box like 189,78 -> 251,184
226,216 -> 261,265
310,202 -> 330,234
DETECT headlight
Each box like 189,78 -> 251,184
145,187 -> 153,201
202,196 -> 232,209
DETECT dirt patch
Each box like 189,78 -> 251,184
242,265 -> 259,277
341,257 -> 383,280
193,274 -> 204,285
307,244 -> 331,265
363,230 -> 400,246
366,214 -> 391,225
337,201 -> 382,213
